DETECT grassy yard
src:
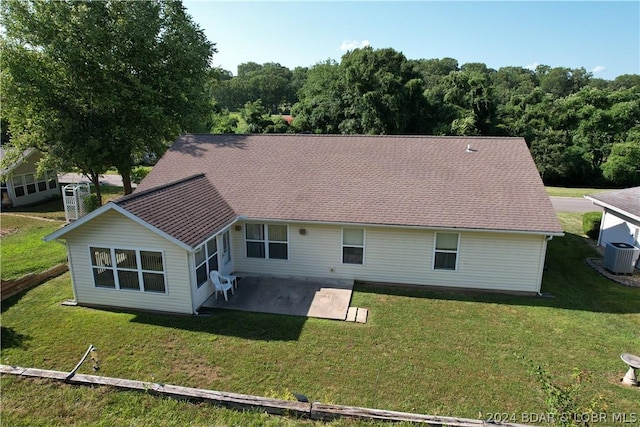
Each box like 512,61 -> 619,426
545,186 -> 610,198
1,214 -> 639,426
0,215 -> 67,280
1,184 -> 125,280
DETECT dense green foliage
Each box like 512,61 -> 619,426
1,0 -> 215,198
582,212 -> 602,240
212,48 -> 640,187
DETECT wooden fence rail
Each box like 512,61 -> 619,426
1,364 -> 531,426
1,263 -> 68,301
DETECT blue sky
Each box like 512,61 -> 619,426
183,1 -> 639,80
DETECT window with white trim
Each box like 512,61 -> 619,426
433,233 -> 459,270
11,170 -> 57,198
245,224 -> 288,259
342,228 -> 364,265
90,247 -> 166,293
195,237 -> 219,288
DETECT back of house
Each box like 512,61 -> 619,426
46,134 -> 563,315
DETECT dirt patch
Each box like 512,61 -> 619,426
0,227 -> 19,237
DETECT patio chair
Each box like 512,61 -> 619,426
210,270 -> 234,301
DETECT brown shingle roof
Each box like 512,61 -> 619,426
116,174 -> 236,248
587,187 -> 640,219
130,134 -> 561,242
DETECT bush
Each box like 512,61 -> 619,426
582,211 -> 602,240
82,194 -> 100,213
131,166 -> 150,184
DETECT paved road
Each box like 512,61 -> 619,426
58,173 -> 136,188
550,196 -> 601,213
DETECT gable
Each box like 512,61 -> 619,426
1,147 -> 39,177
61,208 -> 186,250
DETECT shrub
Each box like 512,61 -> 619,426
82,194 -> 100,213
131,166 -> 150,184
582,212 -> 602,240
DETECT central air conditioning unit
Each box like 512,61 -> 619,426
603,242 -> 640,274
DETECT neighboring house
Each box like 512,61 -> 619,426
45,134 -> 563,315
0,147 -> 59,208
585,187 -> 640,250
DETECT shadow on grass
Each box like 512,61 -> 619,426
4,196 -> 64,214
1,290 -> 27,314
355,232 -> 640,314
1,326 -> 31,349
128,309 -> 307,342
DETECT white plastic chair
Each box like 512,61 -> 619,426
210,270 -> 234,301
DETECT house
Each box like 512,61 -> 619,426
585,187 -> 640,252
44,134 -> 563,315
1,147 -> 60,208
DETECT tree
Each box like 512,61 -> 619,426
2,0 -> 215,199
240,100 -> 271,133
338,47 -> 429,134
291,60 -> 345,133
601,140 -> 640,186
444,65 -> 497,135
212,62 -> 297,114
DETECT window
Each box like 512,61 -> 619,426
12,176 -> 25,197
10,171 -> 57,198
342,228 -> 364,265
89,247 -> 166,293
47,170 -> 57,190
25,173 -> 36,194
245,223 -> 288,259
195,236 -> 219,288
433,233 -> 459,270
245,224 -> 265,258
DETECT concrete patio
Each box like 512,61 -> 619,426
200,275 -> 354,320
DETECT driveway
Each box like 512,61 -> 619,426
550,196 -> 601,213
201,275 -> 354,320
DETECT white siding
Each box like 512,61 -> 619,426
232,222 -> 549,293
63,210 -> 193,314
599,210 -> 640,248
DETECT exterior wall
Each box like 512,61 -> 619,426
6,151 -> 60,207
231,222 -> 549,293
598,209 -> 640,249
63,210 -> 193,314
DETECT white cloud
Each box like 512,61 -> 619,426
525,62 -> 540,71
591,65 -> 606,73
340,39 -> 370,51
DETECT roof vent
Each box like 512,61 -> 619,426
466,144 -> 477,153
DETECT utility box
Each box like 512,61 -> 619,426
63,183 -> 91,222
603,242 -> 640,274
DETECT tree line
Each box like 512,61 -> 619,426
2,1 -> 638,204
211,48 -> 640,187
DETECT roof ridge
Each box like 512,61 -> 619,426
115,173 -> 206,205
180,133 -> 522,140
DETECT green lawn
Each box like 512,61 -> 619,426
0,215 -> 67,280
545,186 -> 610,198
1,213 -> 639,426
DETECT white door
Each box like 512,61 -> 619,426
220,231 -> 233,275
